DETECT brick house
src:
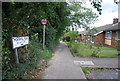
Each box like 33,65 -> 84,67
78,18 -> 120,48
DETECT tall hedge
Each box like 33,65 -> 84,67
2,2 -> 70,79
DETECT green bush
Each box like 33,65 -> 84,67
2,41 -> 52,79
70,42 -> 79,54
41,47 -> 52,59
2,2 -> 69,79
63,36 -> 71,42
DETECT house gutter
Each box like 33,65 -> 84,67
94,31 -> 103,36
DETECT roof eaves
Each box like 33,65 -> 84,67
94,31 -> 103,36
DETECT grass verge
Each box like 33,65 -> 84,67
68,42 -> 119,58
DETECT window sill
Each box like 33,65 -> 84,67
105,38 -> 112,40
115,39 -> 120,40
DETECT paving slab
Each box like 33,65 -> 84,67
88,70 -> 119,79
37,42 -> 87,79
73,57 -> 118,68
74,61 -> 94,66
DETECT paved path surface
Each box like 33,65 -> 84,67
39,42 -> 87,79
73,56 -> 119,79
88,70 -> 119,79
37,42 -> 119,79
73,57 -> 118,68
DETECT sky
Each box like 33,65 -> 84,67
88,0 -> 118,27
77,0 -> 118,31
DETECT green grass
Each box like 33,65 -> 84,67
73,50 -> 92,57
74,50 -> 119,57
41,48 -> 52,59
69,42 -> 119,58
78,43 -> 116,50
97,51 -> 118,57
82,67 -> 92,72
100,47 -> 117,50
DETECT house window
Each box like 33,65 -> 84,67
91,36 -> 94,43
87,36 -> 90,40
115,31 -> 120,40
105,31 -> 112,39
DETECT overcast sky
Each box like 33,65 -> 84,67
78,0 -> 118,31
91,0 -> 118,27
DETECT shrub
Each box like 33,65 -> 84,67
71,42 -> 79,54
2,41 -> 52,79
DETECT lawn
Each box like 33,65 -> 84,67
69,42 -> 119,58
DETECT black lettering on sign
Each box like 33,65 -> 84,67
42,20 -> 47,24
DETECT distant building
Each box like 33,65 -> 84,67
77,18 -> 120,48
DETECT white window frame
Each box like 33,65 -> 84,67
115,31 -> 120,40
105,31 -> 112,39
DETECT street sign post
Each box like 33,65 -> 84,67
40,18 -> 48,49
12,36 -> 29,64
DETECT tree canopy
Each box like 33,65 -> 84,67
68,2 -> 98,30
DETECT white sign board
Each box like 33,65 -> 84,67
12,36 -> 29,49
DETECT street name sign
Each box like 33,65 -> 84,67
12,36 -> 29,49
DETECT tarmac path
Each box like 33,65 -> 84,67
39,42 -> 87,79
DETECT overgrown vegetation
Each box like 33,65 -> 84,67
2,40 -> 52,79
2,2 -> 69,79
1,1 -> 103,79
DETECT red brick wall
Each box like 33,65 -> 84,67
98,31 -> 120,48
76,35 -> 81,42
81,35 -> 87,43
94,32 -> 105,46
111,31 -> 120,48
80,31 -> 120,48
80,35 -> 92,43
76,35 -> 81,39
111,31 -> 116,48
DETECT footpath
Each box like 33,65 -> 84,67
37,42 -> 119,79
38,42 -> 87,79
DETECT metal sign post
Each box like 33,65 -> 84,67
12,36 -> 29,64
15,48 -> 19,64
40,18 -> 48,49
43,25 -> 46,49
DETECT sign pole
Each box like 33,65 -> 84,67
15,48 -> 19,64
40,18 -> 48,49
43,25 -> 46,49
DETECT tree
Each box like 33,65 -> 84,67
90,0 -> 102,15
68,2 -> 98,30
2,2 -> 71,79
